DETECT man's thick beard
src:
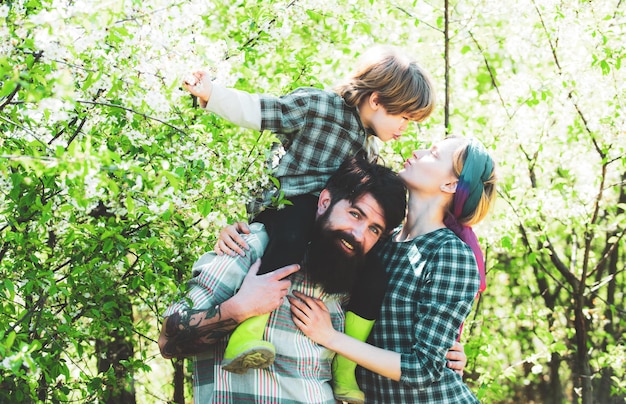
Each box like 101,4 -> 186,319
303,218 -> 366,294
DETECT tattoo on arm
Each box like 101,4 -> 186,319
162,305 -> 237,358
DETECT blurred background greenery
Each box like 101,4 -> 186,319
1,0 -> 624,402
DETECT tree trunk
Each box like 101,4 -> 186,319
96,297 -> 136,404
595,172 -> 625,403
172,358 -> 185,404
547,352 -> 564,404
573,303 -> 593,403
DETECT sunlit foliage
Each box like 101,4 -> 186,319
1,0 -> 624,402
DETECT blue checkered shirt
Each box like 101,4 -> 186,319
259,87 -> 370,198
163,223 -> 347,403
358,228 -> 480,403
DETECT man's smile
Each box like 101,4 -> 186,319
340,238 -> 355,251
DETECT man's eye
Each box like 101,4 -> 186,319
350,211 -> 359,218
370,227 -> 380,235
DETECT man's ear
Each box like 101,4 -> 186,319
317,189 -> 332,215
440,180 -> 458,194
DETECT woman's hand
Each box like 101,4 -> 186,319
446,341 -> 467,377
214,221 -> 251,256
291,292 -> 403,382
288,290 -> 338,346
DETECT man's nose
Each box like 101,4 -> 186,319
351,225 -> 366,243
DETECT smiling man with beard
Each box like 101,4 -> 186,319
304,203 -> 368,295
158,157 -> 406,403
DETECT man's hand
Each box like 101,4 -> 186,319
446,341 -> 467,377
214,221 -> 251,257
159,259 -> 299,359
183,70 -> 213,108
225,259 -> 300,323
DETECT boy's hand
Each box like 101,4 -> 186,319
183,71 -> 213,108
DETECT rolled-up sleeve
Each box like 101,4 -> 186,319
399,241 -> 479,387
163,224 -> 269,317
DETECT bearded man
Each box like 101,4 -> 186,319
159,157 -> 408,403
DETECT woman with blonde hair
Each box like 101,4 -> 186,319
290,135 -> 497,403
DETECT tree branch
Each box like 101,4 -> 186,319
0,51 -> 44,111
467,31 -> 511,119
76,99 -> 187,136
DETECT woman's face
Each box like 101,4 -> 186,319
399,137 -> 464,194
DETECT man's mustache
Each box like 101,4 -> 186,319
331,230 -> 364,257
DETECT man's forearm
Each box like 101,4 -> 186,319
159,256 -> 298,359
159,304 -> 238,359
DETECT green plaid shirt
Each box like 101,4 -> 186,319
259,87 -> 370,199
358,228 -> 480,403
164,223 -> 347,403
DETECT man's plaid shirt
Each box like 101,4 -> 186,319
163,223 -> 346,403
358,228 -> 481,403
259,87 -> 371,199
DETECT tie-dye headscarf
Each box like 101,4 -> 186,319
443,137 -> 493,294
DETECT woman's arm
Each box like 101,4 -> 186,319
289,291 -> 402,381
289,290 -> 469,381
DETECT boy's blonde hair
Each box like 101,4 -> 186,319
335,45 -> 436,122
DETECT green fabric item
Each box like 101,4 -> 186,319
222,313 -> 275,374
332,311 -> 375,404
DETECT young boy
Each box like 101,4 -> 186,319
184,45 -> 435,403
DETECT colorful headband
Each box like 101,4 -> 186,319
445,137 -> 494,294
452,137 -> 494,220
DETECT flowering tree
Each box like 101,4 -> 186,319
1,0 -> 624,403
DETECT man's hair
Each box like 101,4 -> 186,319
324,157 -> 407,233
334,45 -> 436,122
